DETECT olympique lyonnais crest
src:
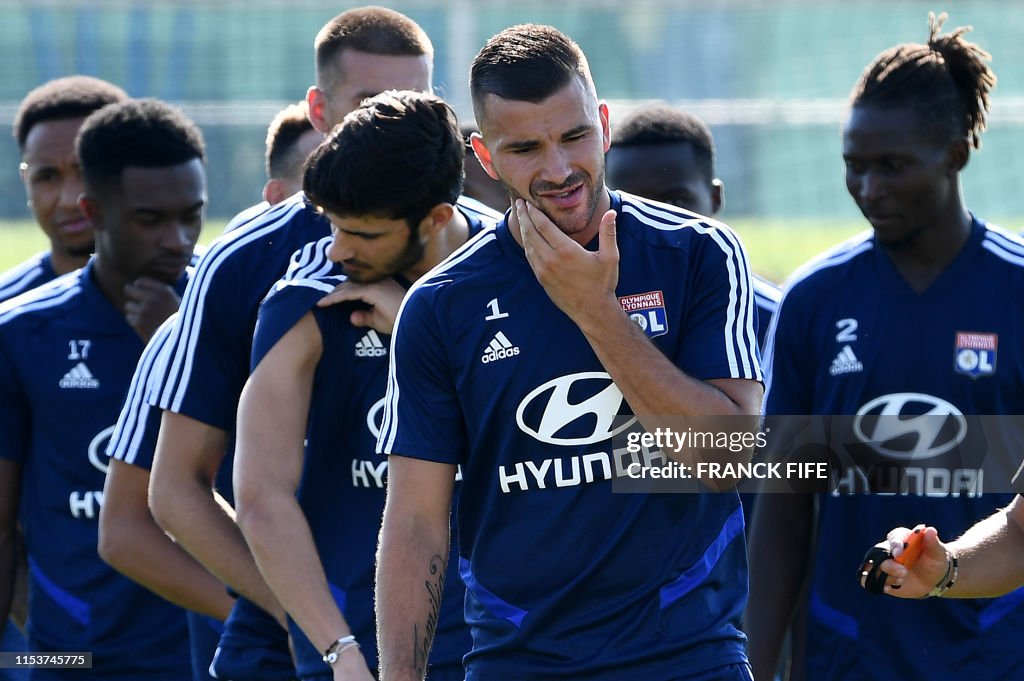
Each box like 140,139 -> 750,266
620,291 -> 668,338
954,331 -> 997,379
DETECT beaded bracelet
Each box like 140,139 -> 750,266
926,550 -> 959,598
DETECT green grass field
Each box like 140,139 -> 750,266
0,216 -> 867,286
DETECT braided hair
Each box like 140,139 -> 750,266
851,12 -> 996,149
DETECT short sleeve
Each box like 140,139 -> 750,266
251,276 -> 338,372
376,287 -> 466,464
678,226 -> 762,382
150,253 -> 251,430
108,316 -> 177,470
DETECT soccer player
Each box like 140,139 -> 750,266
746,14 -> 1024,681
375,24 -> 762,681
0,97 -> 205,679
98,96 -> 327,681
0,76 -> 127,302
263,101 -> 324,206
606,103 -> 780,349
460,124 -> 508,212
98,100 -> 323,681
236,90 -> 494,681
143,6 -> 435,679
861,495 -> 1024,599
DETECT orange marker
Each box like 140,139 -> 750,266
895,528 -> 924,568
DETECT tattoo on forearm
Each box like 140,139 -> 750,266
412,553 -> 446,678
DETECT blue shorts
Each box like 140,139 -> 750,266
210,598 -> 293,681
188,611 -> 223,681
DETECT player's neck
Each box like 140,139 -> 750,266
90,253 -> 134,314
881,205 -> 973,294
402,208 -> 470,283
49,247 -> 90,276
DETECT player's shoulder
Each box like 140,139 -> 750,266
264,269 -> 346,311
978,218 -> 1024,274
614,190 -> 747,258
408,222 -> 502,301
753,273 -> 782,311
197,194 -> 323,273
780,230 -> 874,303
0,268 -> 84,330
0,251 -> 54,302
456,194 -> 504,229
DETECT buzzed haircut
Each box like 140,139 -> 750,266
303,90 -> 463,231
611,104 -> 716,182
315,6 -> 433,87
13,75 -> 128,150
76,98 -> 206,195
266,101 -> 315,180
470,24 -> 593,123
851,12 -> 996,149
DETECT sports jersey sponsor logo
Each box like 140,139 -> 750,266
354,330 -> 387,358
954,331 -> 997,378
87,425 -> 116,474
67,425 -> 115,518
352,459 -> 388,488
515,372 -> 636,446
853,393 -> 967,461
498,442 -> 662,493
480,331 -> 520,364
829,345 -> 863,376
619,290 -> 668,338
59,361 -> 100,389
366,397 -> 387,440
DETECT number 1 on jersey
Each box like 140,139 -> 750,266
485,298 -> 509,321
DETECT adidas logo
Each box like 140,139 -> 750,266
354,330 -> 387,358
59,362 -> 100,389
829,345 -> 863,376
481,331 -> 520,364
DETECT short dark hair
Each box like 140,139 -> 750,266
13,75 -> 128,151
611,104 -> 715,182
76,98 -> 206,195
851,12 -> 996,149
266,101 -> 315,180
470,24 -> 593,125
303,90 -> 463,229
315,6 -> 432,87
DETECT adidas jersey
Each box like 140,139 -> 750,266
0,261 -> 190,679
763,216 -> 1024,680
137,195 -> 331,680
250,204 -> 496,679
0,252 -> 57,303
378,190 -> 761,681
150,193 -> 332,429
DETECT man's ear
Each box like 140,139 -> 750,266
417,203 -> 455,240
307,86 -> 332,134
263,179 -> 288,206
470,133 -> 500,181
599,101 -> 611,153
711,179 -> 725,216
949,137 -> 970,173
78,194 -> 102,228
